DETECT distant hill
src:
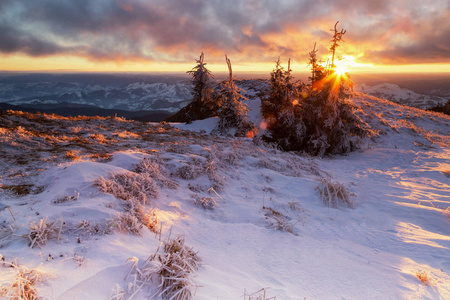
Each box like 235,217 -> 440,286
0,102 -> 171,122
0,73 -> 192,113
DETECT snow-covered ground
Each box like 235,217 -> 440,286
0,91 -> 449,299
357,83 -> 447,109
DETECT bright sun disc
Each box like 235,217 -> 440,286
335,64 -> 347,76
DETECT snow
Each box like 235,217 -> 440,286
357,83 -> 446,109
0,90 -> 449,299
173,117 -> 220,133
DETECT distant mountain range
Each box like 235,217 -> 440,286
0,73 -> 448,121
0,73 -> 193,121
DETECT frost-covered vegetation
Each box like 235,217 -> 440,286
0,88 -> 449,298
0,21 -> 449,297
167,22 -> 370,156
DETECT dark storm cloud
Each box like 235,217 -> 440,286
0,0 -> 448,65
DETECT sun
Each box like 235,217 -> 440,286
334,63 -> 348,76
333,57 -> 353,77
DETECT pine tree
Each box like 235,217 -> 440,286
187,52 -> 215,108
217,55 -> 250,134
261,23 -> 369,156
329,21 -> 346,75
261,57 -> 287,119
262,58 -> 307,149
165,52 -> 217,123
308,43 -> 325,86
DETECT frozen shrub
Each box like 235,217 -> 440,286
127,235 -> 200,300
155,235 -> 200,299
27,217 -> 63,248
317,178 -> 354,208
134,158 -> 178,189
96,171 -> 159,205
193,195 -> 217,210
0,260 -> 44,300
96,171 -> 161,235
175,161 -> 205,180
263,207 -> 298,236
113,212 -> 143,235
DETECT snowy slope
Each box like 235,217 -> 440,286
0,91 -> 449,299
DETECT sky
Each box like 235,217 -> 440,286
0,0 -> 449,74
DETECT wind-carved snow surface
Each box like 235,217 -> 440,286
357,83 -> 447,109
0,91 -> 449,299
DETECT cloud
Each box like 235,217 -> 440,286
0,0 -> 449,66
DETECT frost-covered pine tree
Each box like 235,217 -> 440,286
216,56 -> 250,135
261,57 -> 287,119
329,21 -> 346,75
308,43 -> 326,86
165,52 -> 217,123
262,58 -> 306,148
261,24 -> 369,156
187,52 -> 215,106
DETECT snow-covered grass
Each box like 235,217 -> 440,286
317,178 -> 354,208
0,90 -> 449,299
27,217 -> 64,249
0,259 -> 45,300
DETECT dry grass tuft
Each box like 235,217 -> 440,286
127,234 -> 201,300
27,217 -> 64,248
0,262 -> 43,300
416,270 -> 431,286
317,178 -> 354,208
244,287 -> 276,300
96,170 -> 161,235
193,195 -> 217,210
263,207 -> 298,236
156,235 -> 200,299
96,172 -> 159,205
134,158 -> 178,189
113,212 -> 143,235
